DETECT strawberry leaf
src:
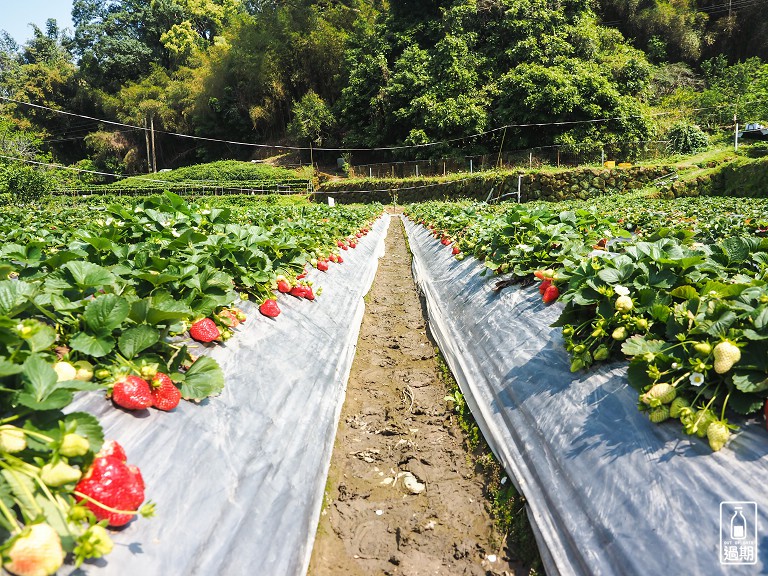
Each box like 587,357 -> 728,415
63,260 -> 117,289
732,371 -> 768,394
0,358 -> 23,378
25,324 -> 56,353
19,354 -> 58,403
0,469 -> 38,521
69,332 -> 116,358
118,325 -> 160,359
179,356 -> 225,400
0,279 -> 35,317
84,294 -> 130,332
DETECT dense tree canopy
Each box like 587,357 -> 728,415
0,0 -> 766,172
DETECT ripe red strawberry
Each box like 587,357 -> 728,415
329,254 -> 339,263
304,286 -> 315,301
337,255 -> 344,263
542,284 -> 560,304
98,439 -> 127,462
111,375 -> 152,410
538,279 -> 552,295
277,279 -> 291,293
441,237 -> 451,246
75,455 -> 145,526
317,260 -> 329,272
349,240 -> 357,248
259,299 -> 281,317
189,318 -> 220,343
290,285 -> 307,299
150,372 -> 181,411
452,245 -> 461,255
217,309 -> 240,328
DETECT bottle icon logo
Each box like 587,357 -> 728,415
730,507 -> 746,540
720,501 -> 758,565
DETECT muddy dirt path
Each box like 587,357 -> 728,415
309,214 -> 520,576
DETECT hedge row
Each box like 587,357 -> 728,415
314,165 -> 674,204
658,156 -> 768,198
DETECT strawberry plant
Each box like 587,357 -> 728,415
406,196 -> 768,451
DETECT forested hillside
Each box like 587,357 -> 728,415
1,0 -> 767,178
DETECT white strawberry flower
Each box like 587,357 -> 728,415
614,285 -> 630,296
689,372 -> 705,387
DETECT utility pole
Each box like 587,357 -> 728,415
144,117 -> 152,174
309,137 -> 314,176
151,114 -> 157,173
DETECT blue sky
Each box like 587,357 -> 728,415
1,1 -> 74,45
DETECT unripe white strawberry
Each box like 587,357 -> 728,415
713,341 -> 741,374
707,421 -> 731,452
3,523 -> 65,576
73,360 -> 94,382
615,295 -> 633,312
0,427 -> 27,453
53,361 -> 77,382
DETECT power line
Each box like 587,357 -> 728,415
0,153 -> 172,183
0,95 -> 760,154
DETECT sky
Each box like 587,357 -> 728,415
1,0 -> 74,45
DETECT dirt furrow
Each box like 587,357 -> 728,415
309,214 -> 520,576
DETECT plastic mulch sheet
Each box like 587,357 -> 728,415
403,216 -> 768,576
64,213 -> 391,576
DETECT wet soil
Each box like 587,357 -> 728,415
309,214 -> 521,576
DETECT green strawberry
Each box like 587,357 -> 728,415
693,341 -> 712,356
713,340 -> 741,374
642,383 -> 677,407
648,406 -> 670,423
59,433 -> 90,457
669,396 -> 691,419
612,326 -> 628,341
41,461 -> 82,487
593,344 -> 610,361
687,408 -> 716,438
707,421 -> 730,452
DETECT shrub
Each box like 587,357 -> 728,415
0,164 -> 53,203
667,122 -> 709,155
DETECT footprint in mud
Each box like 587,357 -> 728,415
352,519 -> 398,559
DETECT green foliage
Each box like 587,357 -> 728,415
287,90 -> 334,146
0,164 -> 53,202
666,122 -> 709,155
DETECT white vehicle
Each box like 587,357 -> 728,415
737,122 -> 768,140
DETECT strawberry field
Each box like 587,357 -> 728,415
2,186 -> 768,575
403,195 -> 768,575
0,192 -> 387,574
